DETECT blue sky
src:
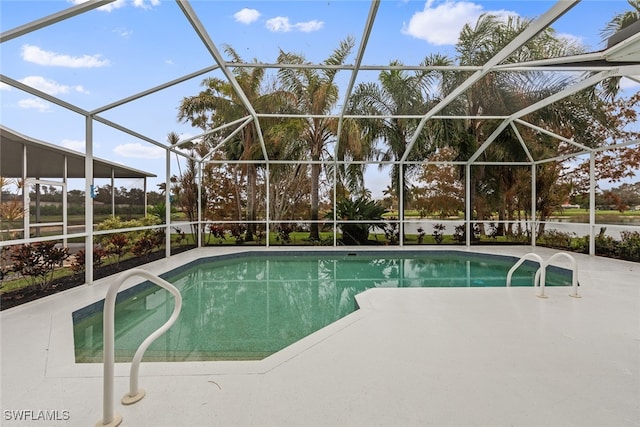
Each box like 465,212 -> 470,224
1,0 -> 638,195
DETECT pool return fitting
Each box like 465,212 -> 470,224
97,269 -> 183,427
506,252 -> 579,299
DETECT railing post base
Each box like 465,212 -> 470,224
569,294 -> 582,298
122,389 -> 146,405
100,269 -> 182,425
96,413 -> 122,427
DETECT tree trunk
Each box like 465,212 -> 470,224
398,166 -> 406,240
309,162 -> 321,241
233,167 -> 243,222
245,164 -> 256,242
497,208 -> 506,236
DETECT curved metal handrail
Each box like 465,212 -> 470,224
506,253 -> 546,298
508,252 -> 580,299
97,269 -> 182,427
542,252 -> 580,298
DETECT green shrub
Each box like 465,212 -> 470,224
383,219 -> 399,245
506,232 -> 529,243
595,227 -> 619,258
96,215 -> 163,264
230,224 -> 246,244
432,224 -> 445,244
537,229 -> 572,249
535,227 -> 638,262
453,224 -> 480,243
619,231 -> 640,262
333,197 -> 386,245
569,235 -> 589,254
276,224 -> 293,243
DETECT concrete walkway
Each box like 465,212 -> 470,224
1,246 -> 638,426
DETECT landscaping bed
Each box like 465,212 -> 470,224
0,245 -> 195,311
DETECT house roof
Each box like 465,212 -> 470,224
0,125 -> 156,179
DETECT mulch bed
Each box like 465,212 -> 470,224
0,245 -> 196,311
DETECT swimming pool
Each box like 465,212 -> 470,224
72,251 -> 572,362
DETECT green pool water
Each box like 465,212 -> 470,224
72,251 -> 571,362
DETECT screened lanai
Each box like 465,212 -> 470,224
1,0 -> 639,285
0,125 -> 155,240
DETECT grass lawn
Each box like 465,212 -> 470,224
550,208 -> 640,217
1,267 -> 76,293
382,209 -> 640,221
202,231 -> 336,245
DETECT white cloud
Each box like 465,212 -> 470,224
61,139 -> 86,152
20,76 -> 89,95
556,32 -> 587,53
266,17 -> 324,33
295,20 -> 324,33
69,0 -> 126,12
234,8 -> 260,24
132,0 -> 160,10
165,59 -> 174,65
99,0 -> 126,12
0,82 -> 11,91
21,44 -> 110,68
402,0 -> 515,46
18,98 -> 51,112
114,143 -> 164,159
266,17 -> 291,32
557,33 -> 583,45
69,0 -> 158,12
113,27 -> 133,38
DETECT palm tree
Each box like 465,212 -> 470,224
601,0 -> 640,41
277,37 -> 355,241
179,46 -> 276,241
166,131 -> 184,177
348,55 -> 451,227
447,13 -> 635,237
599,0 -> 640,98
0,177 -> 26,241
443,14 -> 595,233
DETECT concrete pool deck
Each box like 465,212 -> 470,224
1,246 -> 638,426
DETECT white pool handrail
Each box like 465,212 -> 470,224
506,253 -> 546,298
97,269 -> 182,427
540,252 -> 580,298
507,252 -> 580,299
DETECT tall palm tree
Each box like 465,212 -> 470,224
166,131 -> 184,177
348,55 -> 451,226
322,117 -> 375,202
277,37 -> 355,241
449,13 -> 634,237
179,46 -> 277,241
443,13 -> 595,232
